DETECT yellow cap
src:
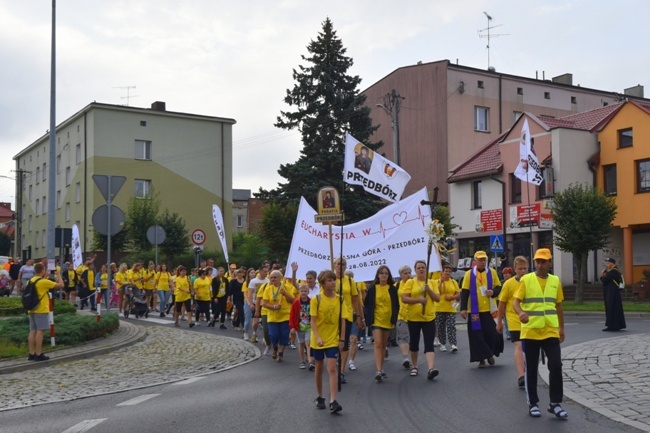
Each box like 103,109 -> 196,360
474,251 -> 488,259
534,248 -> 552,260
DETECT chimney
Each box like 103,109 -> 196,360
552,73 -> 573,85
624,85 -> 644,98
151,101 -> 166,111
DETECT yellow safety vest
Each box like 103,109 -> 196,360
520,273 -> 559,329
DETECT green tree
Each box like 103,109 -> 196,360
125,188 -> 160,252
230,231 -> 270,269
159,209 -> 191,261
0,231 -> 11,255
257,17 -> 383,223
551,183 -> 617,304
257,202 -> 298,262
90,228 -> 129,253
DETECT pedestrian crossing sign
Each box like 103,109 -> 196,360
490,235 -> 504,253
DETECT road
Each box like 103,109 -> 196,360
1,315 -> 648,433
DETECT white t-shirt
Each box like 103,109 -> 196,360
308,284 -> 320,299
248,276 -> 269,302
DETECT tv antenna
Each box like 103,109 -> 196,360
478,12 -> 509,69
112,85 -> 139,106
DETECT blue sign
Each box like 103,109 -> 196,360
490,235 -> 504,253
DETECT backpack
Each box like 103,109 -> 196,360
21,278 -> 44,311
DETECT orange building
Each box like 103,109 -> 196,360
596,101 -> 650,285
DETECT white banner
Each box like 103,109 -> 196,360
71,224 -> 82,268
514,118 -> 543,185
286,187 -> 440,281
343,133 -> 411,202
211,204 -> 229,263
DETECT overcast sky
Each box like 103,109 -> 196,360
0,0 -> 646,208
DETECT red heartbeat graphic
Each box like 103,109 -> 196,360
360,206 -> 430,239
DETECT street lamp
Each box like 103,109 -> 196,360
376,89 -> 404,166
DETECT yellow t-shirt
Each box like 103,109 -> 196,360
143,269 -> 156,290
115,271 -> 129,290
434,278 -> 460,313
310,293 -> 348,349
461,268 -> 501,313
66,270 -> 77,288
329,277 -> 358,322
402,277 -> 438,322
98,272 -> 108,289
156,272 -> 171,291
356,281 -> 367,306
396,280 -> 409,322
174,276 -> 192,302
514,274 -> 564,340
257,284 -> 269,316
130,269 -> 144,289
371,284 -> 394,329
498,276 -> 521,331
263,282 -> 297,323
193,277 -> 211,301
28,276 -> 56,314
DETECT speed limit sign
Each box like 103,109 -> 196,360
192,229 -> 206,245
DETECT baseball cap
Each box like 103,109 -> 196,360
604,257 -> 616,264
474,251 -> 488,259
534,248 -> 552,261
229,263 -> 237,269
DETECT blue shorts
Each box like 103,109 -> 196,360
312,347 -> 338,360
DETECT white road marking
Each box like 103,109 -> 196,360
172,376 -> 206,385
116,394 -> 160,406
131,317 -> 173,325
62,419 -> 107,433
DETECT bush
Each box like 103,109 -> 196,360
0,313 -> 120,358
0,296 -> 78,317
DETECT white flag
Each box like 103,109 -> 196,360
71,224 -> 83,268
514,119 -> 543,185
211,204 -> 229,263
286,187 -> 440,282
343,133 -> 411,202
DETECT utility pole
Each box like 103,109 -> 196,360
12,170 -> 28,258
376,89 -> 404,165
47,0 -> 57,267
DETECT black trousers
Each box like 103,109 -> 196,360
522,337 -> 563,406
195,300 -> 211,322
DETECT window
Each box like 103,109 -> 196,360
603,164 -> 617,195
35,199 -> 39,216
75,182 -> 81,203
474,107 -> 489,132
28,185 -> 33,201
517,87 -> 523,95
56,190 -> 61,209
75,144 -> 82,164
28,214 -> 32,230
35,231 -> 39,248
477,80 -> 484,89
618,128 -> 633,148
135,179 -> 151,198
42,196 -> 46,214
77,125 -> 80,132
42,231 -> 46,247
135,140 -> 152,160
237,215 -> 243,228
42,163 -> 46,181
65,167 -> 71,186
544,91 -> 550,99
56,155 -> 61,174
509,173 -> 522,203
472,180 -> 482,209
65,203 -> 70,222
35,166 -> 40,184
538,168 -> 554,199
571,96 -> 577,104
638,159 -> 650,193
140,120 -> 147,127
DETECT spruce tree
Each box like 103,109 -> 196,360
257,17 -> 383,223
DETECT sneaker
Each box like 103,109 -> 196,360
194,322 -> 201,327
440,345 -> 447,352
329,400 -> 343,414
243,333 -> 250,341
299,362 -> 306,369
27,354 -> 35,361
374,371 -> 383,382
340,374 -> 348,384
219,324 -> 227,329
348,360 -> 357,371
357,342 -> 364,350
433,338 -> 441,347
189,322 -> 195,328
263,346 -> 271,356
315,396 -> 326,410
181,316 -> 187,321
402,359 -> 411,369
290,343 -> 297,350
308,362 -> 315,371
451,345 -> 458,353
427,368 -> 439,380
33,353 -> 50,362
160,312 -> 166,318
518,376 -> 525,388
250,335 -> 257,343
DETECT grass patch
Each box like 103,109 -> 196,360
0,297 -> 77,317
563,301 -> 650,312
0,313 -> 120,359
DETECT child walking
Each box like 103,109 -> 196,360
290,284 -> 314,370
311,270 -> 347,414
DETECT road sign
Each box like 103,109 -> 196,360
92,175 -> 126,202
490,235 -> 504,253
92,205 -> 126,236
314,213 -> 343,223
147,225 -> 166,245
192,229 -> 206,245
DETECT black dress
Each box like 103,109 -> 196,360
600,267 -> 626,331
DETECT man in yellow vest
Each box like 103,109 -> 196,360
513,248 -> 567,419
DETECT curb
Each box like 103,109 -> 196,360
0,319 -> 147,375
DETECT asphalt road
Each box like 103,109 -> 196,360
1,315 -> 648,433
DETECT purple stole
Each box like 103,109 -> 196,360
469,267 -> 492,331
